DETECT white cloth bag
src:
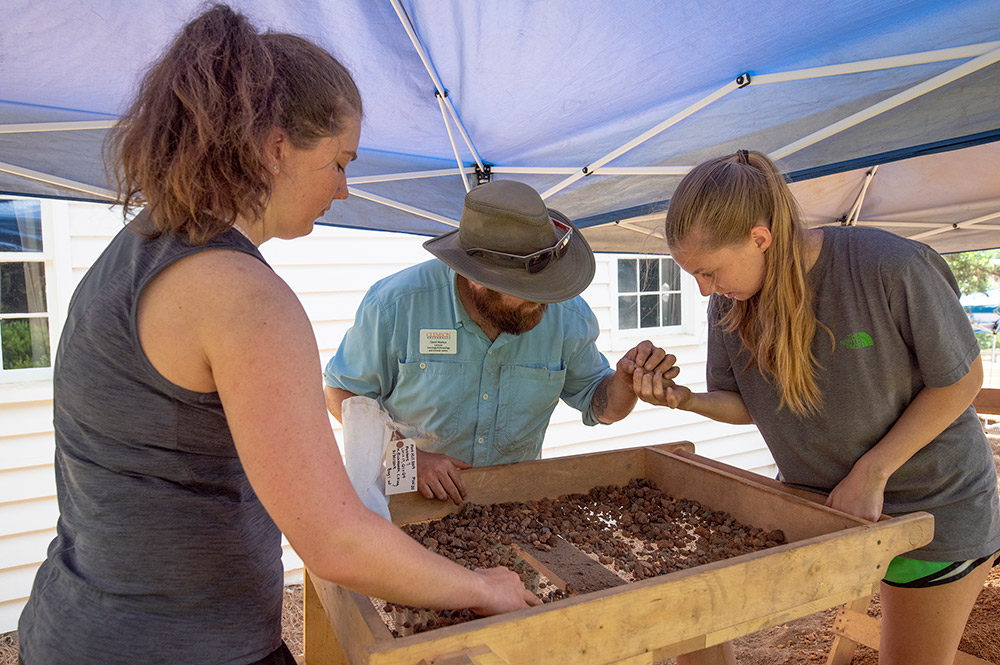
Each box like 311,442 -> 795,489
341,395 -> 392,520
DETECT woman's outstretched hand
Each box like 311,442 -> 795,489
470,566 -> 543,616
632,364 -> 693,410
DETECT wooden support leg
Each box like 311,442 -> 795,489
417,645 -> 510,665
304,571 -> 349,665
825,594 -> 872,665
826,600 -> 995,665
675,642 -> 736,665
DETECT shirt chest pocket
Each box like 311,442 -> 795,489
496,364 -> 567,458
391,359 -> 470,444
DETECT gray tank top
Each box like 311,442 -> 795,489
18,212 -> 285,665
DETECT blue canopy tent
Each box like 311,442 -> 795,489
1,0 -> 999,254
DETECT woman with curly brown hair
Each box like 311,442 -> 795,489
17,6 -> 536,665
639,149 -> 1000,665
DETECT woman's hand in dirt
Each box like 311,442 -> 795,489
471,566 -> 543,616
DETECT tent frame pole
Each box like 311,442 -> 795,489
388,0 -> 485,172
754,41 -> 1000,85
349,166 -> 693,185
348,187 -> 458,227
539,41 -> 1000,201
843,166 -> 878,226
0,120 -> 117,134
0,160 -> 117,200
992,331 -> 997,386
540,79 -> 740,200
910,210 -> 1000,241
349,168 -> 474,185
771,46 -> 1000,160
852,220 -> 1000,232
435,92 -> 471,192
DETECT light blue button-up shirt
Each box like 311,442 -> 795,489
324,260 -> 614,466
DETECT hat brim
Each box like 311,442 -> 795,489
422,211 -> 596,303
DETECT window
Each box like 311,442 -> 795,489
616,256 -> 683,330
0,200 -> 51,372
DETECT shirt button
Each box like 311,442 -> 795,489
419,362 -> 426,369
482,393 -> 489,400
478,437 -> 484,443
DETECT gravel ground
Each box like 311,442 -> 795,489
0,584 -> 307,665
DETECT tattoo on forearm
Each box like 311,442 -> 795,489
593,376 -> 610,418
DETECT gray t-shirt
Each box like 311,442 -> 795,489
18,212 -> 284,665
708,226 -> 1000,561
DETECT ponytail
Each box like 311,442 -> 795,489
105,4 -> 361,243
665,151 -> 831,416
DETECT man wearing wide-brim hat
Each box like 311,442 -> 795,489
324,180 -> 677,504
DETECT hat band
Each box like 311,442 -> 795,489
464,218 -> 573,274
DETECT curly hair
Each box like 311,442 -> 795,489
105,4 -> 362,244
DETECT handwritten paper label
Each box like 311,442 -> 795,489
384,438 -> 418,495
419,329 -> 457,354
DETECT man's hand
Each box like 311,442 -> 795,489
618,340 -> 693,409
417,448 -> 472,505
594,340 -> 681,423
616,340 -> 679,382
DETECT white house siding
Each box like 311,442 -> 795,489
0,201 -> 769,633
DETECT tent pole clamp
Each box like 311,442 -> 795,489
475,163 -> 493,184
735,72 -> 752,88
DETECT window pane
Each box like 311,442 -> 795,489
1,317 -> 50,369
1,262 -> 47,314
662,259 -> 681,290
639,294 -> 659,328
617,259 -> 637,293
639,258 -> 659,292
661,293 -> 682,326
0,200 -> 43,252
618,295 -> 637,329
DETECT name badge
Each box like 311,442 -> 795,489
384,438 -> 418,495
419,328 -> 457,354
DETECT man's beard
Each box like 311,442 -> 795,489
469,287 -> 547,335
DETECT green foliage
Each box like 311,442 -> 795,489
1,318 -> 50,370
944,249 -> 1000,296
975,331 -> 998,351
943,250 -> 1000,349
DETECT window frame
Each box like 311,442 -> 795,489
0,197 -> 65,383
608,253 -> 700,348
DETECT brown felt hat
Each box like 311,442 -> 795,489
422,180 -> 595,303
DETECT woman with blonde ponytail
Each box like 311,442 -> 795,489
640,150 -> 1000,665
17,6 -> 536,665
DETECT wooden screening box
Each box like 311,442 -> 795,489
304,443 -> 932,665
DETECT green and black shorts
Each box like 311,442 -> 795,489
883,551 -> 1000,588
